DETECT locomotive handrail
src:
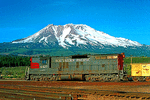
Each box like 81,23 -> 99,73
25,66 -> 29,80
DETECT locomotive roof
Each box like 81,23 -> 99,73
31,53 -> 123,58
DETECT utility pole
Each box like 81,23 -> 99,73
130,55 -> 132,64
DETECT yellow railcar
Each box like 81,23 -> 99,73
131,63 -> 150,81
142,64 -> 150,76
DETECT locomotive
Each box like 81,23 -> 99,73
25,53 -> 127,82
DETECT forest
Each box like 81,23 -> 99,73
0,55 -> 150,68
0,55 -> 30,67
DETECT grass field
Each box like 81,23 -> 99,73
0,66 -> 27,79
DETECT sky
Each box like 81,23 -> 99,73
0,0 -> 150,45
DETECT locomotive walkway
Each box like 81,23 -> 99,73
0,80 -> 150,100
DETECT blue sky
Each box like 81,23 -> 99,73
0,0 -> 150,45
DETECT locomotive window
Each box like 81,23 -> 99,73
42,60 -> 47,64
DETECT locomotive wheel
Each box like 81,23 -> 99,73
47,78 -> 50,81
30,75 -> 33,81
52,77 -> 56,81
98,78 -> 103,82
43,77 -> 47,81
145,77 -> 150,82
85,77 -> 90,82
39,78 -> 42,81
85,78 -> 89,82
123,76 -> 128,82
138,77 -> 145,82
87,77 -> 91,82
103,77 -> 109,82
133,77 -> 139,82
111,75 -> 119,82
111,78 -> 119,82
31,78 -> 33,80
33,78 -> 37,81
90,78 -> 96,82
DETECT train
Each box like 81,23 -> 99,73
25,53 -> 128,82
25,53 -> 150,82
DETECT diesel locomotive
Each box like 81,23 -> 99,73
25,53 -> 127,82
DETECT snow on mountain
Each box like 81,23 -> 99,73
12,24 -> 142,48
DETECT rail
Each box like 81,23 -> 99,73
0,85 -> 150,100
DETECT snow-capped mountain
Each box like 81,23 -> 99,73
12,24 -> 142,48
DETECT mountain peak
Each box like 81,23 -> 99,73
12,24 -> 142,48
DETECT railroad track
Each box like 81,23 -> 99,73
0,85 -> 150,100
0,88 -> 73,100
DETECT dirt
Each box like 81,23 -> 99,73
0,80 -> 150,93
0,80 -> 150,100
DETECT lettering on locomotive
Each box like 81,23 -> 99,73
55,58 -> 90,62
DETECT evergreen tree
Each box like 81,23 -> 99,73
0,55 -> 30,67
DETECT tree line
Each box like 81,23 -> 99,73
0,55 -> 30,67
124,57 -> 150,64
1,55 -> 150,67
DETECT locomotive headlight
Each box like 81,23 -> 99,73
121,53 -> 125,58
123,55 -> 125,58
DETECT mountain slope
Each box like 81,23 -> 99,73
12,24 -> 142,49
2,24 -> 149,56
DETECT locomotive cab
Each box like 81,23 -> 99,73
30,57 -> 51,69
39,57 -> 51,69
